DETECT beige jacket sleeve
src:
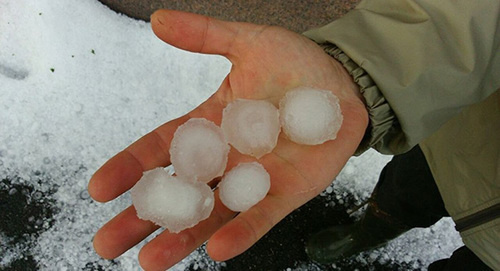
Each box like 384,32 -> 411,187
304,0 -> 500,154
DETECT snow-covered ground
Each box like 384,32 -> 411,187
0,0 -> 463,270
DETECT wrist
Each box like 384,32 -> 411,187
320,43 -> 395,155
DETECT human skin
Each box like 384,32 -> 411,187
88,9 -> 368,271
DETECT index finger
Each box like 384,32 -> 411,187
87,115 -> 187,202
88,77 -> 231,202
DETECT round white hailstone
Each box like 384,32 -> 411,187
131,167 -> 214,233
218,162 -> 271,212
221,99 -> 280,158
279,87 -> 343,145
170,118 -> 230,183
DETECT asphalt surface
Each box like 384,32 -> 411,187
97,0 -> 360,33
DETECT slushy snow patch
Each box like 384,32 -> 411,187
222,99 -> 280,158
170,118 -> 230,183
131,167 -> 214,233
279,87 -> 343,145
219,162 -> 271,212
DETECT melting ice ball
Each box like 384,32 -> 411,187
131,167 -> 214,233
170,118 -> 230,183
222,99 -> 280,158
219,162 -> 271,212
279,87 -> 343,145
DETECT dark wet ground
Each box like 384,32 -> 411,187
0,173 -> 415,271
0,177 -> 58,271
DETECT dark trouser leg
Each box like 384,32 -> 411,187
307,145 -> 490,268
307,145 -> 442,263
373,144 -> 448,227
370,146 -> 491,270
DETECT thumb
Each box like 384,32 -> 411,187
151,9 -> 239,58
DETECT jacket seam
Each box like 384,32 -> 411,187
455,202 -> 500,233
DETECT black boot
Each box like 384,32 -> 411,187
306,202 -> 411,264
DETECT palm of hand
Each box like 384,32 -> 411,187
88,10 -> 368,271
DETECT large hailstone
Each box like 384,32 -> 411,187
279,87 -> 343,145
222,99 -> 280,158
170,118 -> 230,183
131,167 -> 214,233
218,162 -> 271,212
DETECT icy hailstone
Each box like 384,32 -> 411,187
131,167 -> 214,233
222,99 -> 280,158
170,118 -> 230,183
219,162 -> 271,212
279,87 -> 343,145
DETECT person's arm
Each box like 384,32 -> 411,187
305,0 -> 500,154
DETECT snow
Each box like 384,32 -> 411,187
221,99 -> 280,158
219,162 -> 271,212
0,0 -> 463,270
170,118 -> 229,183
131,168 -> 214,233
279,87 -> 343,145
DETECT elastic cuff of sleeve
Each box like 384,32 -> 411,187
320,43 -> 398,155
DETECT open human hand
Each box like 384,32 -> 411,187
88,9 -> 368,270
